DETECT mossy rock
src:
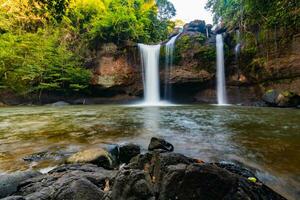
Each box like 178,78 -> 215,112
67,148 -> 114,169
262,89 -> 300,107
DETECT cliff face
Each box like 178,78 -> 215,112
89,21 -> 300,106
90,20 -> 216,103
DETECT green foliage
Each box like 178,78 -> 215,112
206,0 -> 300,32
0,0 -> 175,97
156,0 -> 176,21
86,0 -> 173,44
0,30 -> 91,95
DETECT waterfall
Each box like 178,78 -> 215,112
138,44 -> 161,105
235,30 -> 241,60
164,33 -> 180,101
216,34 -> 228,105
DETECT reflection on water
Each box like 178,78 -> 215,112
0,105 -> 299,199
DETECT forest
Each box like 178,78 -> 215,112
0,0 -> 175,96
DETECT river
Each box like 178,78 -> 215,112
0,105 -> 299,199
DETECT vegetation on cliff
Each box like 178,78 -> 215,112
206,0 -> 300,82
0,0 -> 175,97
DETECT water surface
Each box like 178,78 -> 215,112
0,105 -> 299,199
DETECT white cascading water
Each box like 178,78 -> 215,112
235,30 -> 241,59
138,44 -> 161,105
164,33 -> 180,101
216,34 -> 228,105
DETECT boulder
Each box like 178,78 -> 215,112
214,23 -> 227,34
262,89 -> 300,107
66,148 -> 114,169
0,196 -> 25,200
23,151 -> 65,162
118,143 -> 141,164
112,169 -> 155,200
52,177 -> 105,200
183,20 -> 206,34
148,137 -> 174,152
3,138 -> 287,200
159,163 -> 237,200
0,101 -> 7,107
15,164 -> 117,199
0,171 -> 41,198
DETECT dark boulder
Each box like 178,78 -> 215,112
148,137 -> 174,152
3,138 -> 287,200
52,177 -> 105,200
23,151 -> 65,162
119,143 -> 141,164
14,164 -> 117,200
183,20 -> 206,34
0,196 -> 25,200
0,171 -> 41,198
214,23 -> 227,34
112,169 -> 155,200
159,163 -> 237,200
262,89 -> 300,107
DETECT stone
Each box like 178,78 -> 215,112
0,196 -> 25,200
66,148 -> 114,169
2,139 -> 287,200
148,137 -> 174,152
52,177 -> 105,200
159,163 -> 237,200
0,101 -> 7,107
262,89 -> 300,107
183,20 -> 206,34
15,164 -> 117,199
119,143 -> 141,164
0,171 -> 41,198
112,169 -> 155,200
23,151 -> 65,162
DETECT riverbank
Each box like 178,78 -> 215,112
0,138 -> 287,200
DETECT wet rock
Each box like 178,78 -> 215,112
52,177 -> 105,200
148,137 -> 174,152
262,89 -> 300,107
112,169 -> 154,200
0,196 -> 25,200
105,144 -> 119,166
214,23 -> 227,34
3,139 -> 287,200
51,101 -> 70,106
23,151 -> 65,162
119,143 -> 141,164
66,148 -> 114,169
0,171 -> 41,198
15,164 -> 117,199
215,162 -> 257,178
159,163 -> 237,200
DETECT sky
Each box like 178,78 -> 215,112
169,0 -> 213,24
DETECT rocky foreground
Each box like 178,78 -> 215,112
0,138 -> 286,200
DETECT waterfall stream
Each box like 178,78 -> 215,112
138,44 -> 161,105
164,33 -> 180,101
216,34 -> 228,105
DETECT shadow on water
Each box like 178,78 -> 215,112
0,104 -> 299,199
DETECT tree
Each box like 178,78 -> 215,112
156,0 -> 176,21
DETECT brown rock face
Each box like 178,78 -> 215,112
90,43 -> 142,97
